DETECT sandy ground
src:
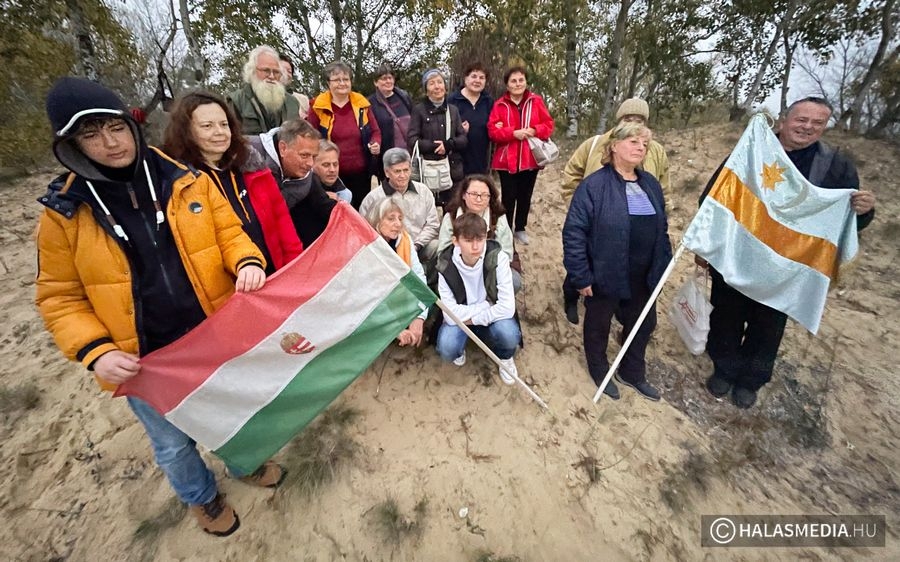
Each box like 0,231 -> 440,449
0,123 -> 897,561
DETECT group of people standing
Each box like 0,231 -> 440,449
34,46 -> 558,537
34,40 -> 877,539
223,45 -> 555,246
560,96 -> 876,411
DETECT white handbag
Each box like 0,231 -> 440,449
410,109 -> 454,193
524,100 -> 559,166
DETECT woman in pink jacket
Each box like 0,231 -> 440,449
487,66 -> 554,245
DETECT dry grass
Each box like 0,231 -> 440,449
370,495 -> 428,544
280,404 -> 360,497
474,551 -> 521,562
659,449 -> 714,513
0,382 -> 41,414
130,496 -> 186,561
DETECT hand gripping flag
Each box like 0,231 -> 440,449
682,114 -> 858,334
116,202 -> 436,474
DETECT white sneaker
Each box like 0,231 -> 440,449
514,231 -> 530,245
452,352 -> 466,367
498,358 -> 518,385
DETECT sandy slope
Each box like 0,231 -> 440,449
0,124 -> 897,561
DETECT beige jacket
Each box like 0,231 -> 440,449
561,132 -> 669,201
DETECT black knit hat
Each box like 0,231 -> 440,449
45,77 -> 141,180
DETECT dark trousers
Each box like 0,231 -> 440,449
706,268 -> 788,391
498,169 -> 539,232
583,277 -> 656,386
343,172 -> 373,210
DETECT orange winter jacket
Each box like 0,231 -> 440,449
35,148 -> 265,392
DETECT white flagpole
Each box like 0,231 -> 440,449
435,299 -> 550,410
592,243 -> 687,403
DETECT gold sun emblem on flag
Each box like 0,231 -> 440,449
280,332 -> 316,354
761,161 -> 786,191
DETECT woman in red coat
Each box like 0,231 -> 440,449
487,66 -> 555,246
163,91 -> 303,273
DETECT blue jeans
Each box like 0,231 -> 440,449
436,318 -> 521,361
127,396 -> 243,506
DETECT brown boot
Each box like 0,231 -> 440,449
190,493 -> 240,536
239,460 -> 286,488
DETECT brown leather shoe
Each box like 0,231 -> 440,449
190,493 -> 240,537
239,460 -> 286,488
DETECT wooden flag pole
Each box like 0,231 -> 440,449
435,299 -> 550,410
592,244 -> 686,403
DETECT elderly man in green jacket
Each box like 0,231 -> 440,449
559,97 -> 670,324
227,45 -> 300,135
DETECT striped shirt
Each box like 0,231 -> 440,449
625,181 -> 656,216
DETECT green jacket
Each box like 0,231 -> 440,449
226,84 -> 300,135
561,131 -> 669,201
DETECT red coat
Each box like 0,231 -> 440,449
488,90 -> 554,173
243,169 -> 303,269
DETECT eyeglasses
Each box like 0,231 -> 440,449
465,192 -> 490,200
329,77 -> 351,84
389,168 -> 411,175
257,67 -> 282,78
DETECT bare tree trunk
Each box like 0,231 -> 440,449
564,5 -> 578,137
178,0 -> 204,83
329,0 -> 343,60
865,88 -> 900,138
739,0 -> 799,113
598,0 -> 633,133
354,0 -> 364,78
780,33 -> 796,116
848,0 -> 896,134
65,0 -> 97,80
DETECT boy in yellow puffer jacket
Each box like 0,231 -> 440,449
36,77 -> 279,537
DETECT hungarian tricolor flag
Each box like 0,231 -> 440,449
116,202 -> 435,474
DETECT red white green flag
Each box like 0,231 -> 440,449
116,202 -> 435,474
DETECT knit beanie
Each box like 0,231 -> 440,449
615,98 -> 650,121
45,76 -> 142,181
421,68 -> 446,90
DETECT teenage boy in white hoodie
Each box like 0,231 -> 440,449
434,213 -> 521,384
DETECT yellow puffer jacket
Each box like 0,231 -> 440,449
35,148 -> 265,392
561,131 -> 670,202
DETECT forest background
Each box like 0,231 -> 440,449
1,0 -> 897,173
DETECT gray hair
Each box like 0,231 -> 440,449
279,119 -> 320,146
365,197 -> 404,232
323,60 -> 353,82
783,96 -> 834,120
318,139 -> 340,156
242,45 -> 280,83
383,147 -> 411,168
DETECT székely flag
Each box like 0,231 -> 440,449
682,113 -> 858,334
116,202 -> 435,474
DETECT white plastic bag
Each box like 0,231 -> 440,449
668,268 -> 713,355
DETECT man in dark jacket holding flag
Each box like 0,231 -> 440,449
700,97 -> 876,409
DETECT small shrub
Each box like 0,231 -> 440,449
281,405 -> 359,496
0,383 -> 41,414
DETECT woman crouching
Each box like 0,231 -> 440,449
366,198 -> 427,346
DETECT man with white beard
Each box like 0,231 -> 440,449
227,45 -> 300,135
